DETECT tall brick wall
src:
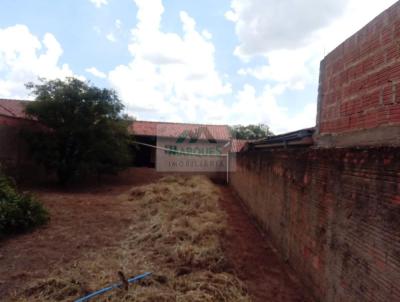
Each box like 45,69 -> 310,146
230,148 -> 400,302
316,1 -> 400,147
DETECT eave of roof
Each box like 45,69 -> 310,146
249,127 -> 315,149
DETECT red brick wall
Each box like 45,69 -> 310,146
230,148 -> 400,302
317,2 -> 400,146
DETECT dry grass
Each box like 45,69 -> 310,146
12,176 -> 250,301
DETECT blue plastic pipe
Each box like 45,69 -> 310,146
74,272 -> 152,302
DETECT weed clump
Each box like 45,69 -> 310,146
0,170 -> 49,238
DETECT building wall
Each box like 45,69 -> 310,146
316,2 -> 400,147
0,115 -> 44,181
133,135 -> 157,167
230,148 -> 400,302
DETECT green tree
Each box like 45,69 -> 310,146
230,124 -> 273,140
23,78 -> 133,184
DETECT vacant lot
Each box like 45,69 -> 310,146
0,169 -> 309,301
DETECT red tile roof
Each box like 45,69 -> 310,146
0,99 -> 30,119
131,120 -> 231,141
231,139 -> 248,153
0,100 -> 233,142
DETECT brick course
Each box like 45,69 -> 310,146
230,148 -> 400,302
317,2 -> 400,146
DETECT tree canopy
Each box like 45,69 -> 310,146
230,124 -> 273,140
23,78 -> 133,184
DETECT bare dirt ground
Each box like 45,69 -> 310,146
218,187 -> 310,302
0,168 -> 161,300
0,168 -> 311,301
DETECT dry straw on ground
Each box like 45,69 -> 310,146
13,175 -> 250,301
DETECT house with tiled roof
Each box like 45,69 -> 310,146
0,99 -> 245,175
131,120 -> 232,169
131,120 -> 231,141
0,99 -> 41,178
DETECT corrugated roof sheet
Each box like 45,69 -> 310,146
131,120 -> 231,141
0,99 -> 30,119
250,127 -> 315,149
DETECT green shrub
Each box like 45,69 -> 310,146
0,170 -> 49,238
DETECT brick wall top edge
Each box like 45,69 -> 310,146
322,1 -> 400,64
243,146 -> 400,156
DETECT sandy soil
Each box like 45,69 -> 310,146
0,168 -> 312,301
